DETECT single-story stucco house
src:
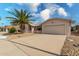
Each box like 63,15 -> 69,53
6,18 -> 71,36
30,18 -> 71,36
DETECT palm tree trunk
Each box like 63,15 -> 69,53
20,24 -> 25,33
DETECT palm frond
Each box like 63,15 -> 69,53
8,9 -> 20,18
6,17 -> 18,20
6,9 -> 31,26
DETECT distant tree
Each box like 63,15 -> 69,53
0,17 -> 1,20
72,20 -> 76,24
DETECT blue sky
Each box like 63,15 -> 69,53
0,3 -> 79,26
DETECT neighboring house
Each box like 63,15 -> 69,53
5,26 -> 15,32
75,25 -> 79,32
30,18 -> 71,36
71,25 -> 79,32
3,25 -> 30,33
0,26 -> 14,32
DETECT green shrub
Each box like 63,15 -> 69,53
8,27 -> 16,33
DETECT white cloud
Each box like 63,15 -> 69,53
29,3 -> 40,12
45,3 -> 59,9
30,3 -> 40,8
39,4 -> 58,20
58,7 -> 67,16
45,4 -> 60,15
44,4 -> 68,17
40,9 -> 50,20
17,3 -> 24,5
5,8 -> 10,11
48,6 -> 59,15
21,3 -> 68,21
40,4 -> 68,20
67,3 -> 73,7
31,13 -> 40,17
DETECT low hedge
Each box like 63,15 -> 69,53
8,27 -> 16,33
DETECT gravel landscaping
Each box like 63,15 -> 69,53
61,35 -> 79,56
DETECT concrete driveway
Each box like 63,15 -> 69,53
9,34 -> 66,56
0,40 -> 27,56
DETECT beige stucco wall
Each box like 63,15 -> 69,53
42,19 -> 71,36
15,24 -> 30,32
25,24 -> 30,32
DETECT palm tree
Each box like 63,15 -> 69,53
6,9 -> 31,32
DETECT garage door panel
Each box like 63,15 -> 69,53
43,25 -> 65,35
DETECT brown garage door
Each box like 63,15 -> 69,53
43,25 -> 65,35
